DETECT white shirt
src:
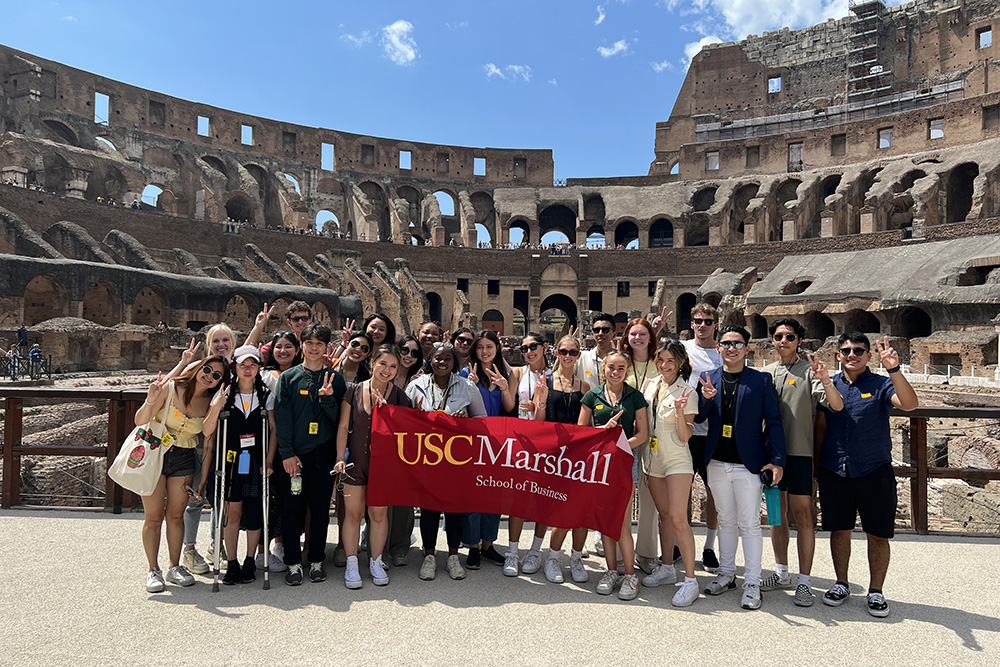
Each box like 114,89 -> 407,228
575,347 -> 609,387
683,339 -> 722,436
405,373 -> 487,416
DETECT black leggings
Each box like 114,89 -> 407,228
420,510 -> 464,552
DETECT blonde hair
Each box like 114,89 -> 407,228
550,335 -> 582,372
206,323 -> 236,360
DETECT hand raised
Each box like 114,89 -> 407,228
486,364 -> 509,391
699,372 -> 717,400
807,352 -> 830,383
147,372 -> 167,400
534,373 -> 548,404
209,383 -> 230,411
675,386 -> 692,412
370,385 -> 387,407
651,307 -> 673,333
180,339 -> 202,366
256,302 -> 276,326
341,318 -> 355,346
467,362 -> 479,385
875,335 -> 899,369
318,372 -> 335,396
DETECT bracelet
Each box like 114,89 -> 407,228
885,365 -> 901,374
143,399 -> 155,406
821,381 -> 832,387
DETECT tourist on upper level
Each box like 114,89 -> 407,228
696,325 -> 786,611
17,322 -> 28,350
504,333 -> 552,578
683,303 -> 722,570
450,327 -> 475,369
761,318 -> 844,607
273,324 -> 347,585
417,321 -> 444,358
638,339 -> 701,607
532,334 -> 592,584
819,333 -> 918,618
28,343 -> 43,379
6,345 -> 20,380
620,317 -> 660,576
459,330 -> 515,569
137,356 -> 227,592
405,343 -> 486,582
334,345 -> 413,589
579,350 -> 649,601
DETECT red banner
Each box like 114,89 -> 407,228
367,405 -> 634,539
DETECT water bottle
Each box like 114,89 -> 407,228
290,467 -> 303,496
760,469 -> 781,526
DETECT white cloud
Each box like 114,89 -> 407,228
483,63 -> 532,82
684,35 -> 723,65
381,20 -> 418,65
61,15 -> 77,21
597,39 -> 630,58
595,5 -> 606,25
446,21 -> 468,30
663,0 -> 851,40
341,31 -> 371,48
549,78 -> 558,86
650,60 -> 674,73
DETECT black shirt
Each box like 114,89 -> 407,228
713,370 -> 743,465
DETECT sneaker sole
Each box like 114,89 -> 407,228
868,606 -> 890,618
596,588 -> 613,596
503,569 -> 519,577
146,584 -> 164,593
822,595 -> 848,607
345,579 -> 363,590
741,601 -> 761,610
704,583 -> 736,596
466,563 -> 481,570
546,576 -> 564,584
372,577 -> 389,586
571,574 -> 589,583
285,578 -> 303,586
448,571 -> 466,580
794,597 -> 815,607
672,596 -> 697,607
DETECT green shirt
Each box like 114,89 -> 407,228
274,364 -> 346,460
763,358 -> 831,458
581,383 -> 648,439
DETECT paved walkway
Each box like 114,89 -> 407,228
2,509 -> 998,666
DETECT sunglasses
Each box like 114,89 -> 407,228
289,315 -> 311,323
839,346 -> 868,358
557,349 -> 580,357
592,326 -> 612,334
693,318 -> 715,326
201,366 -> 224,381
772,333 -> 797,342
520,342 -> 541,353
349,340 -> 371,353
400,347 -> 421,358
455,336 -> 474,345
718,340 -> 746,350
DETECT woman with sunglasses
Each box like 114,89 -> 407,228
136,355 -> 228,592
331,313 -> 397,362
333,345 -> 412,589
339,333 -> 373,384
531,335 -> 592,584
504,332 -> 551,577
640,340 -> 701,606
450,327 -> 476,369
760,318 -> 843,606
405,343 -> 487,581
459,330 -> 516,569
579,350 -> 649,601
393,335 -> 423,392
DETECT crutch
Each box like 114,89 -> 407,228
211,408 -> 229,593
261,414 -> 270,591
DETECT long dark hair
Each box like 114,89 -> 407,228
263,331 -> 301,371
363,313 -> 397,347
655,339 -> 692,382
472,329 -> 510,389
225,357 -> 271,416
395,335 -> 424,381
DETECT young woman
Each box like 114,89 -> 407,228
206,323 -> 236,362
417,321 -> 444,358
621,317 -> 660,576
504,332 -> 551,577
459,330 -> 515,568
262,331 -> 302,380
640,340 -> 701,606
333,345 -> 413,589
450,327 -> 475,369
136,356 -> 227,592
393,335 -> 423,392
332,313 -> 397,360
533,335 -> 592,584
579,350 -> 649,601
406,343 -> 487,581
339,332 -> 373,384
197,346 -> 277,585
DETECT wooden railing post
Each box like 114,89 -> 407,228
910,416 -> 928,535
106,397 -> 125,513
2,397 -> 23,508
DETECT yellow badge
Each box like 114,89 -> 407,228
161,432 -> 174,448
308,422 -> 319,435
226,450 -> 237,463
300,389 -> 310,395
861,392 -> 872,398
649,436 -> 658,451
596,404 -> 604,410
722,425 -> 733,438
786,378 -> 796,385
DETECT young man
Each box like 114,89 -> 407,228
682,303 -> 722,569
697,325 -> 786,610
819,333 -> 917,618
761,318 -> 844,607
576,312 -> 616,386
273,324 -> 346,585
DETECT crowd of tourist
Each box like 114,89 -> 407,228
132,301 -> 916,618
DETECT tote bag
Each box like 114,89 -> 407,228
109,381 -> 176,496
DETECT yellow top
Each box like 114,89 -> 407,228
160,384 -> 205,449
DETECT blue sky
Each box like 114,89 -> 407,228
3,1 -> 884,181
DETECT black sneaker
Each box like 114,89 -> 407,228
702,548 -> 720,570
866,591 -> 890,618
285,564 -> 303,586
309,562 -> 327,583
241,556 -> 256,584
223,560 -> 241,585
482,545 -> 506,565
823,582 -> 850,607
467,547 -> 482,570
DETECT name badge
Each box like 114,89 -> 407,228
786,378 -> 796,385
722,425 -> 733,438
240,434 -> 255,449
243,400 -> 250,410
649,436 -> 658,451
595,404 -> 604,410
300,389 -> 310,395
861,393 -> 872,398
174,410 -> 183,418
585,371 -> 593,376
238,450 -> 250,475
161,433 -> 174,448
226,449 -> 237,463
308,422 -> 319,434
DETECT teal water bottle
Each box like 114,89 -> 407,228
760,469 -> 781,526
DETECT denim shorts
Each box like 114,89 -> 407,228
161,446 -> 197,478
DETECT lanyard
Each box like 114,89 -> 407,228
649,379 -> 665,432
428,378 -> 454,411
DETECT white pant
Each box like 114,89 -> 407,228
707,460 -> 763,585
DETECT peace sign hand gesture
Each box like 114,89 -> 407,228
180,339 -> 202,367
699,372 -> 717,400
675,386 -> 692,412
602,409 -> 625,430
534,373 -> 548,407
318,372 -> 335,396
370,385 -> 387,407
467,363 -> 480,385
340,319 -> 356,346
807,352 -> 830,383
875,336 -> 899,369
485,364 -> 509,391
651,307 -> 673,333
146,372 -> 168,402
255,302 -> 276,327
209,383 -> 230,413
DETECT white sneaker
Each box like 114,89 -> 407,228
270,543 -> 287,573
672,578 -> 700,607
642,563 -> 678,587
419,554 -> 437,581
569,556 -> 588,583
741,582 -> 762,610
594,534 -> 605,556
344,557 -> 362,589
165,565 -> 195,587
522,550 -> 543,574
618,573 -> 640,601
446,554 -> 466,580
255,552 -> 265,569
544,557 -> 564,583
596,569 -> 622,595
503,553 -> 520,577
181,549 -> 209,575
146,569 -> 165,593
370,557 -> 389,586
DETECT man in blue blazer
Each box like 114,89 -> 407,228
696,325 -> 786,610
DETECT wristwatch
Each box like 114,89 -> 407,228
885,365 -> 901,374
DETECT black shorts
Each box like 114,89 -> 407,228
161,446 -> 197,478
778,455 -> 814,497
688,435 -> 708,484
818,463 -> 897,539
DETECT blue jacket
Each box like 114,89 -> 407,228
696,366 -> 786,474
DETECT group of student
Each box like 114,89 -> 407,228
134,301 -> 916,618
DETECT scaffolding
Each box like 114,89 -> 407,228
848,0 -> 893,99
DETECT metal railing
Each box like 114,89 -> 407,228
0,356 -> 53,381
